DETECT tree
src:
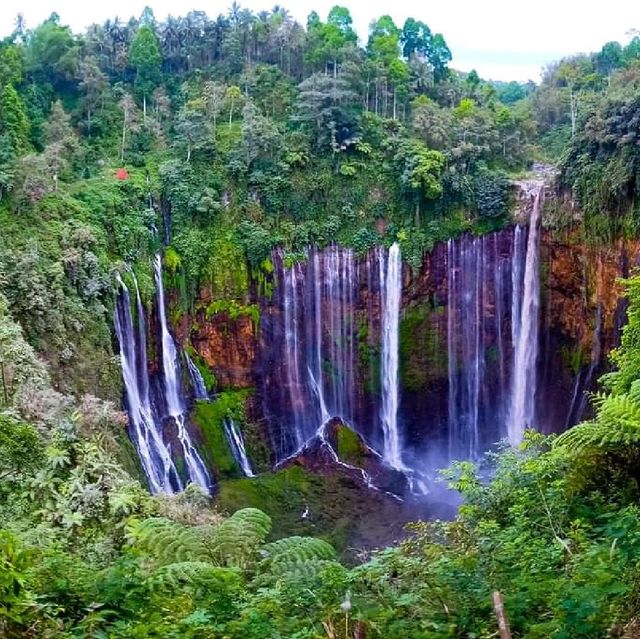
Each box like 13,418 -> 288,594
401,18 -> 432,60
23,14 -> 79,93
42,100 -> 78,188
129,24 -> 162,119
0,45 -> 23,86
430,33 -> 452,81
0,84 -> 29,154
202,81 -> 227,132
394,139 -> 445,223
596,41 -> 623,81
295,72 -> 358,151
77,56 -> 108,134
226,85 -> 243,125
119,94 -> 140,161
241,101 -> 282,167
175,99 -> 212,162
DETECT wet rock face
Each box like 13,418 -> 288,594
543,234 -> 640,351
191,312 -> 257,389
172,230 -> 640,466
283,418 -> 410,496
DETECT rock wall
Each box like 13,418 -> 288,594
172,230 -> 640,465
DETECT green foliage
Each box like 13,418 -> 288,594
210,507 -> 272,568
3,10 -> 640,639
0,414 -> 44,480
0,531 -> 34,637
205,299 -> 260,332
0,84 -> 29,155
129,25 -> 162,103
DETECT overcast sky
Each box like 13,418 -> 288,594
1,0 -> 637,81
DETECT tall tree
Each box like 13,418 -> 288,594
0,84 -> 29,154
128,24 -> 162,119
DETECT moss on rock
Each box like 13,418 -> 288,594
399,302 -> 447,392
192,397 -> 244,479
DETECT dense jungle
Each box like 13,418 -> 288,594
2,4 -> 640,637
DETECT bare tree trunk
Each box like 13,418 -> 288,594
143,94 -> 147,122
0,360 -> 8,405
492,592 -> 512,639
570,89 -> 577,137
121,112 -> 126,162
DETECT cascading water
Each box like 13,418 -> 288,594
271,245 -> 358,457
508,184 -> 543,444
185,352 -> 209,401
224,418 -> 255,477
264,213 -> 548,483
446,234 -> 514,459
379,243 -> 404,469
114,274 -> 182,493
153,254 -> 212,491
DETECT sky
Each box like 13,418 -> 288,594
0,0 -> 636,82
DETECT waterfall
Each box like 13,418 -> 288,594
508,184 -> 543,444
379,242 -> 404,469
185,352 -> 209,401
153,254 -> 212,491
447,238 -> 485,458
224,418 -> 255,477
275,246 -> 357,457
446,228 -> 527,459
114,274 -> 182,494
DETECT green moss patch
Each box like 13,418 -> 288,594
334,422 -> 366,466
192,394 -> 250,479
399,302 -> 447,392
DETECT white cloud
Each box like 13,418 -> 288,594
1,0 -> 636,81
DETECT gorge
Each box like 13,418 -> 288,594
5,8 -> 640,636
115,179 -> 637,499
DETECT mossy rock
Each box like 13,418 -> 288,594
191,401 -> 242,479
399,302 -> 447,392
332,422 -> 367,467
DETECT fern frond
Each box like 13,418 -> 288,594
147,561 -> 240,594
128,517 -> 210,564
555,388 -> 640,453
261,536 -> 337,565
208,508 -> 272,569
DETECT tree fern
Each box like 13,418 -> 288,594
261,536 -> 337,566
127,517 -> 210,565
208,508 -> 272,569
555,382 -> 640,453
255,536 -> 341,586
147,561 -> 240,594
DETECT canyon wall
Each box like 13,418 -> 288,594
173,224 -> 640,470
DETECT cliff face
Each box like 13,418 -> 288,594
172,229 -> 640,464
543,234 -> 636,351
